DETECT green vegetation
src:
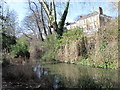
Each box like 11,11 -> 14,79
41,34 -> 59,61
41,19 -> 118,69
10,39 -> 29,57
41,27 -> 85,62
75,19 -> 118,69
75,58 -> 117,69
2,31 -> 16,53
1,1 -> 119,89
61,27 -> 83,42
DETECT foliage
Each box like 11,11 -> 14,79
76,58 -> 117,69
58,27 -> 84,48
62,27 -> 83,41
81,18 -> 118,69
41,27 -> 85,62
2,31 -> 16,53
41,34 -> 60,61
76,20 -> 118,69
11,39 -> 29,57
75,58 -> 93,66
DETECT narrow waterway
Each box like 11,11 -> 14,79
2,63 -> 119,89
41,63 -> 119,88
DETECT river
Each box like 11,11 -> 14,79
34,63 -> 119,89
2,63 -> 119,89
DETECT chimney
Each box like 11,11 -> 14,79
80,16 -> 82,18
98,7 -> 103,15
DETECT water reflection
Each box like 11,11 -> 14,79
3,63 -> 118,89
32,63 -> 118,88
43,71 -> 48,75
33,66 -> 37,72
42,63 -> 118,88
53,75 -> 60,89
33,64 -> 60,89
33,64 -> 49,79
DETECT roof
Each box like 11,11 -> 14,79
77,11 -> 112,21
66,10 -> 112,26
77,11 -> 99,21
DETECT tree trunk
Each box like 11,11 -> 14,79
39,1 -> 52,35
40,0 -> 70,36
52,0 -> 58,32
57,0 -> 70,36
40,3 -> 47,36
28,0 -> 44,41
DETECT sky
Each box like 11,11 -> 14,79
4,0 -> 118,24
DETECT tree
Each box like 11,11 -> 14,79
2,32 -> 16,53
22,14 -> 40,40
4,10 -> 18,36
111,2 -> 119,9
0,1 -> 18,54
24,0 -> 70,42
40,0 -> 70,36
28,0 -> 44,41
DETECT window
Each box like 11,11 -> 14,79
91,17 -> 93,22
84,19 -> 86,24
94,24 -> 96,28
87,25 -> 89,30
94,22 -> 97,28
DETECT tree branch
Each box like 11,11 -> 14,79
28,0 -> 44,41
38,0 -> 50,18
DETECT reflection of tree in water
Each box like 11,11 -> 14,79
44,63 -> 118,88
2,63 -> 118,89
52,64 -> 80,87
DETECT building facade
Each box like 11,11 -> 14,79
66,7 -> 112,35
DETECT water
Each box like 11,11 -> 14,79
40,63 -> 119,89
2,63 -> 119,89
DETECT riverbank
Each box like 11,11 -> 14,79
39,58 -> 118,70
74,58 -> 118,70
41,22 -> 118,70
2,61 -> 119,89
2,63 -> 55,89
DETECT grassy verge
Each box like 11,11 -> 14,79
75,58 -> 117,69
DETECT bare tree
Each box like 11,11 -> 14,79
3,9 -> 18,36
24,0 -> 70,42
39,0 -> 70,36
28,0 -> 44,41
22,15 -> 38,39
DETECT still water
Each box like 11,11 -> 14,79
34,63 -> 119,89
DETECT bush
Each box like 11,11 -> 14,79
61,27 -> 83,43
2,32 -> 16,53
41,34 -> 59,61
86,18 -> 118,69
41,27 -> 84,62
11,40 -> 29,57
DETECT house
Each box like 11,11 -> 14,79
66,7 -> 112,35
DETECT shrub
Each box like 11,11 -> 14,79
41,27 -> 85,62
2,32 -> 16,53
41,34 -> 60,61
11,40 -> 29,57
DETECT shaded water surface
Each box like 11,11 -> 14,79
42,63 -> 119,89
2,63 -> 119,89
